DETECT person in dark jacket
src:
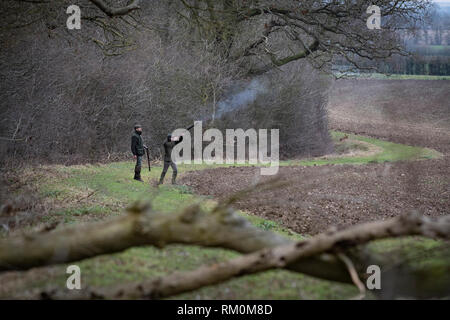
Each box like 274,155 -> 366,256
131,124 -> 147,182
158,133 -> 183,185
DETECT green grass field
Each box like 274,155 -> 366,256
284,131 -> 442,166
334,73 -> 450,80
6,163 -> 358,299
1,131 -> 444,299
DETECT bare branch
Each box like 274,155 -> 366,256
337,253 -> 366,300
33,212 -> 450,299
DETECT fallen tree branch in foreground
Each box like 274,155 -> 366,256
1,199 -> 449,299
36,212 -> 450,299
337,253 -> 366,300
0,201 -> 350,282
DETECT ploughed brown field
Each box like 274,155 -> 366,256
328,79 -> 450,153
180,79 -> 450,235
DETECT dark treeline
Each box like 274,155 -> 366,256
0,0 -> 435,166
377,54 -> 450,76
334,3 -> 450,76
379,11 -> 450,77
382,3 -> 450,76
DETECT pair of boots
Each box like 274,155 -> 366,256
135,170 -> 177,185
158,172 -> 177,185
134,168 -> 143,182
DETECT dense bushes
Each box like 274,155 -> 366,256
218,64 -> 333,158
0,0 -> 332,166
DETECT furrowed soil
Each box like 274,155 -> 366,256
180,79 -> 450,235
329,79 -> 450,153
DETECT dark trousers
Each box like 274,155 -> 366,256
159,161 -> 177,184
134,155 -> 143,179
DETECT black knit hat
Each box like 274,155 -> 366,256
134,124 -> 142,129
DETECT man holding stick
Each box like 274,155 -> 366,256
131,124 -> 148,182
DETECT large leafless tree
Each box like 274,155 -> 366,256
75,0 -> 432,74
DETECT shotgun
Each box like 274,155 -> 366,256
144,146 -> 151,172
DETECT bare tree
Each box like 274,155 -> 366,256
175,0 -> 433,74
0,0 -> 240,164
